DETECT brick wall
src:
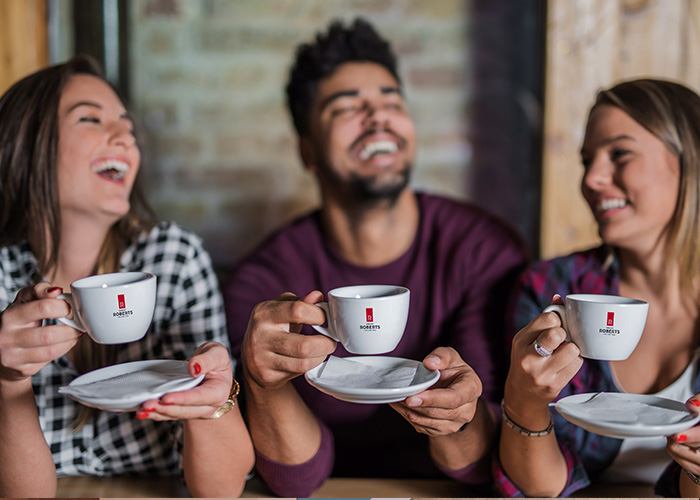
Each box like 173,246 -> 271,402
128,0 -> 534,271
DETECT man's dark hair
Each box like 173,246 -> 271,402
285,17 -> 401,137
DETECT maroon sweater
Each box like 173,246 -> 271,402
224,192 -> 528,496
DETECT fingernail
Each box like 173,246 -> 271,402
408,397 -> 422,407
690,399 -> 700,407
426,356 -> 440,365
193,363 -> 201,375
142,407 -> 156,412
136,411 -> 149,419
48,287 -> 62,293
677,434 -> 687,442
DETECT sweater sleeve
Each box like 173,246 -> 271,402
655,462 -> 682,497
253,418 -> 335,497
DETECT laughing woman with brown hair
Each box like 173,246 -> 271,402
0,56 -> 253,497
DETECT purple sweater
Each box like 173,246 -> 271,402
224,192 -> 528,496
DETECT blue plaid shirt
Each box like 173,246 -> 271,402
493,245 -> 697,497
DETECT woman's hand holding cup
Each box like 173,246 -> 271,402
0,283 -> 83,383
503,295 -> 583,430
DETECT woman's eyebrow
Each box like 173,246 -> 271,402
580,134 -> 637,156
67,101 -> 102,113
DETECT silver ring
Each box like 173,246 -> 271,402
533,339 -> 553,357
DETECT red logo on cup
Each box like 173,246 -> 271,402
366,308 -> 374,322
607,312 -> 614,326
118,294 -> 126,310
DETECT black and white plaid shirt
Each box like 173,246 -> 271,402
0,221 -> 228,477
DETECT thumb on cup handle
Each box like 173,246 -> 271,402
310,302 -> 340,343
542,304 -> 571,342
55,293 -> 86,332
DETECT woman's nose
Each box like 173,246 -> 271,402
109,122 -> 136,148
582,156 -> 613,191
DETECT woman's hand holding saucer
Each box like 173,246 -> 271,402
0,283 -> 82,382
668,395 -> 700,488
135,341 -> 233,421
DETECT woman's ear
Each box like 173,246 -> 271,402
299,136 -> 317,172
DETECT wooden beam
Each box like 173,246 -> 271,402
0,0 -> 48,95
541,0 -> 700,259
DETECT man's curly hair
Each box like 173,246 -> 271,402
285,18 -> 401,137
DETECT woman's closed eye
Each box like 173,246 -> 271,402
78,116 -> 101,124
610,148 -> 631,163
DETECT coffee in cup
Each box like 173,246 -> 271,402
311,284 -> 410,355
57,271 -> 157,344
543,294 -> 648,360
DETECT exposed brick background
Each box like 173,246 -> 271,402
128,0 -> 541,272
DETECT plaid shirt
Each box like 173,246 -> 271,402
493,245 -> 696,497
0,221 -> 228,477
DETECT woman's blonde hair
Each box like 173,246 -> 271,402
592,79 -> 700,295
0,55 -> 156,428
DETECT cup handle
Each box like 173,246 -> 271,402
542,303 -> 570,342
310,302 -> 340,342
56,293 -> 86,332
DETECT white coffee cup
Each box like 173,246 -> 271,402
311,285 -> 410,355
543,294 -> 649,360
57,271 -> 157,345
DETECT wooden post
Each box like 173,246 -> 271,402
542,0 -> 700,259
0,0 -> 48,95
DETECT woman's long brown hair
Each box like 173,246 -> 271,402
0,55 -> 156,428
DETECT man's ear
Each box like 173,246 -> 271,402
299,136 -> 317,172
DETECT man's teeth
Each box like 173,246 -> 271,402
597,199 -> 627,212
359,140 -> 398,160
92,160 -> 129,180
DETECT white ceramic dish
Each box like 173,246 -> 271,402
551,392 -> 700,438
60,359 -> 205,412
305,356 -> 440,404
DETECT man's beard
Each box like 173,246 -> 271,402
326,162 -> 412,206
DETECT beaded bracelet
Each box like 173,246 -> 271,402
684,468 -> 700,485
501,399 -> 554,437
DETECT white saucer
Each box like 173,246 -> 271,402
551,392 -> 700,438
60,360 -> 205,412
304,356 -> 440,404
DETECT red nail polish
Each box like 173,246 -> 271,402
690,399 -> 700,407
677,434 -> 687,442
136,412 -> 149,419
193,363 -> 201,375
143,407 -> 156,412
48,287 -> 62,293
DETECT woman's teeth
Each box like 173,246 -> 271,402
359,140 -> 398,160
597,198 -> 627,212
92,160 -> 129,181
